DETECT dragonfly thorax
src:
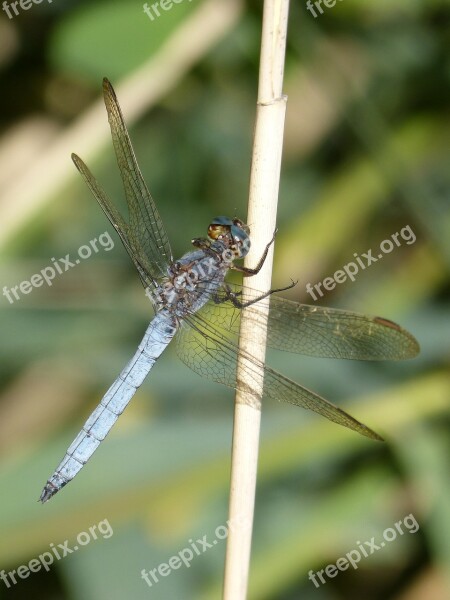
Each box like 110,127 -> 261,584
207,216 -> 251,259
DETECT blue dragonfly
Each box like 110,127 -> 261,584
39,79 -> 419,503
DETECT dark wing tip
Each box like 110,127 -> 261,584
367,429 -> 385,442
374,316 -> 420,359
103,77 -> 113,93
102,77 -> 117,103
340,406 -> 385,442
374,316 -> 401,331
71,153 -> 85,173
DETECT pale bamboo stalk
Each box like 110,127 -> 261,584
223,1 -> 290,598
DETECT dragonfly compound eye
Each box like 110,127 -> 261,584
232,218 -> 250,235
208,223 -> 230,240
230,223 -> 251,258
208,216 -> 236,240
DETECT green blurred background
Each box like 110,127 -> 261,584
0,0 -> 448,598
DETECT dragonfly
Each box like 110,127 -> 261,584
39,79 -> 419,503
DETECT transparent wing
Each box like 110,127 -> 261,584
72,153 -> 154,290
207,283 -> 419,360
177,312 -> 383,441
102,78 -> 173,281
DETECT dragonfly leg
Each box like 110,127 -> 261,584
217,280 -> 297,308
231,228 -> 278,276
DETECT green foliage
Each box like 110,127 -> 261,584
50,0 -> 204,81
0,1 -> 448,599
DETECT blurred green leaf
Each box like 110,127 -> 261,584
50,0 -> 206,81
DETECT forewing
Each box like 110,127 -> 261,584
177,312 -> 383,441
206,283 -> 419,360
72,153 -> 154,290
102,78 -> 173,281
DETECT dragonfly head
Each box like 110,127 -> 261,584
208,216 -> 251,258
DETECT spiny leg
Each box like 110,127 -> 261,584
215,280 -> 297,308
231,228 -> 278,276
